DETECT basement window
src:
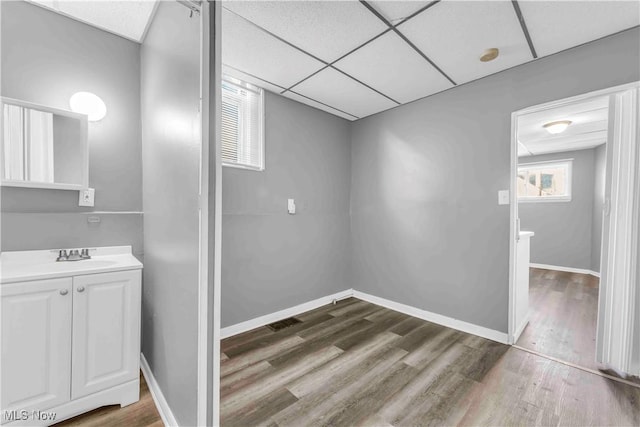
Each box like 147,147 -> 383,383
517,159 -> 572,202
221,77 -> 264,170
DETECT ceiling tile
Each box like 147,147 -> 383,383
517,96 -> 609,141
399,0 -> 532,84
27,0 -> 157,42
521,118 -> 609,143
519,1 -> 640,57
222,9 -> 325,89
293,67 -> 397,118
283,92 -> 358,121
518,141 -> 532,157
222,1 -> 388,62
517,95 -> 609,156
334,31 -> 452,104
522,136 -> 607,156
221,64 -> 358,120
370,1 -> 432,25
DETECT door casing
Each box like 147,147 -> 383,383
508,82 -> 640,377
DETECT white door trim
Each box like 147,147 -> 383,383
196,1 -> 210,425
195,1 -> 222,425
508,81 -> 640,347
508,110 -> 519,344
209,1 -> 223,426
597,86 -> 639,375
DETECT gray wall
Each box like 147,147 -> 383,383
350,27 -> 639,334
0,1 -> 143,255
591,144 -> 607,272
518,149 -> 597,271
140,3 -> 202,425
221,92 -> 351,327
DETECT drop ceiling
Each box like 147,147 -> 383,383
222,0 -> 640,121
26,0 -> 158,43
517,96 -> 609,157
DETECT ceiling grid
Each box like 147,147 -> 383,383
223,5 -> 401,106
511,0 -> 538,59
216,0 -> 639,121
25,0 -> 640,120
358,0 -> 457,86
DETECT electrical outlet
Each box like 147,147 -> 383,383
79,188 -> 95,207
287,198 -> 296,215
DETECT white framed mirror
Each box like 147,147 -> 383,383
1,97 -> 89,190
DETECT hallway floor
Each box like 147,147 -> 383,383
221,298 -> 640,426
516,268 -> 600,370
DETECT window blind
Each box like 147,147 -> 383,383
221,78 -> 264,170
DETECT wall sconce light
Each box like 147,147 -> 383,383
543,120 -> 572,134
70,92 -> 107,122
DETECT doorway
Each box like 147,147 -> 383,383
508,82 -> 640,382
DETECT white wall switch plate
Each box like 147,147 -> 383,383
287,198 -> 296,215
498,190 -> 510,205
79,188 -> 95,207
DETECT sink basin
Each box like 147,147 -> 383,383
1,246 -> 142,284
27,259 -> 118,273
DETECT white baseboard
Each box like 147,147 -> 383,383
220,289 -> 509,345
513,313 -> 530,344
140,353 -> 179,427
530,263 -> 600,278
220,289 -> 354,339
352,290 -> 510,344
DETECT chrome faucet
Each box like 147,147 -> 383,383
56,249 -> 68,262
55,248 -> 93,262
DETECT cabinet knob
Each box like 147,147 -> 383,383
60,289 -> 68,296
77,286 -> 85,293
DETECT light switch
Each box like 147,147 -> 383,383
287,198 -> 296,215
498,190 -> 510,205
79,188 -> 95,207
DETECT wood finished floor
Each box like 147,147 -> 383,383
517,268 -> 600,371
53,372 -> 163,427
221,297 -> 640,427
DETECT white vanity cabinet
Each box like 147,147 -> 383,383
71,271 -> 141,400
0,246 -> 142,426
1,278 -> 73,416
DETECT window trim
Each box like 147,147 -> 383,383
221,76 -> 265,171
517,158 -> 573,203
222,161 -> 264,172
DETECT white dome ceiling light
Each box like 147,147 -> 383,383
69,92 -> 107,122
543,120 -> 572,134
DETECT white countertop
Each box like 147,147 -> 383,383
519,231 -> 535,239
1,246 -> 142,284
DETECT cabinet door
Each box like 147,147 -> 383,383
1,278 -> 72,414
71,270 -> 141,399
